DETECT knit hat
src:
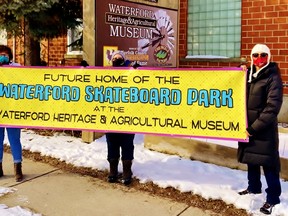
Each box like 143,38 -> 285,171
111,50 -> 126,61
248,44 -> 271,82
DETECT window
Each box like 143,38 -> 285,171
187,0 -> 241,58
0,30 -> 7,45
67,20 -> 83,54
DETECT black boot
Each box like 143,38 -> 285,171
14,163 -> 23,182
238,189 -> 261,195
0,162 -> 3,177
108,159 -> 119,183
260,202 -> 274,215
122,160 -> 133,185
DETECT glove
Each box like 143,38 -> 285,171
80,60 -> 89,67
0,56 -> 9,65
131,61 -> 141,69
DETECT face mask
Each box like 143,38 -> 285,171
252,55 -> 268,68
0,55 -> 9,65
112,58 -> 125,67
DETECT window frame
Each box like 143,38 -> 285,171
0,30 -> 7,45
67,20 -> 83,55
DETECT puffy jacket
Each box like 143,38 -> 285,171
238,62 -> 283,171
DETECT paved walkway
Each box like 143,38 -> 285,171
0,152 -> 218,216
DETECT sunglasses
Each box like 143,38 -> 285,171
252,53 -> 268,58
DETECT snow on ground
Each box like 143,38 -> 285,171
1,128 -> 288,216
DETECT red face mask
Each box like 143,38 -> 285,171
252,54 -> 268,68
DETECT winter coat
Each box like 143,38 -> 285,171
238,62 -> 283,171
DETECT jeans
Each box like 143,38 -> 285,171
247,164 -> 281,205
0,127 -> 22,163
106,133 -> 135,160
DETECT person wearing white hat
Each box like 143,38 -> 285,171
237,44 -> 283,214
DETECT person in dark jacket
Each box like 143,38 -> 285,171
106,51 -> 135,185
238,44 -> 283,215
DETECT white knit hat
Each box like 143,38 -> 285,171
111,50 -> 126,61
251,44 -> 271,62
248,44 -> 271,82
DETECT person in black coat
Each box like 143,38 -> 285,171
238,44 -> 283,215
106,51 -> 135,185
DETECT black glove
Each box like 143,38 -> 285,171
80,60 -> 89,67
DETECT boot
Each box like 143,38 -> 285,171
260,202 -> 274,215
14,163 -> 23,182
108,159 -> 119,183
0,162 -> 3,177
122,160 -> 133,185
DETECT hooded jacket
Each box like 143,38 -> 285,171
238,45 -> 283,170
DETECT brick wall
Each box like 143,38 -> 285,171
46,37 -> 83,67
179,0 -> 288,94
7,37 -> 25,65
48,37 -> 67,66
7,35 -> 83,67
43,36 -> 83,67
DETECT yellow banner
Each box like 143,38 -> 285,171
0,66 -> 247,141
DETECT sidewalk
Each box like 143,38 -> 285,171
0,152 -> 217,216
